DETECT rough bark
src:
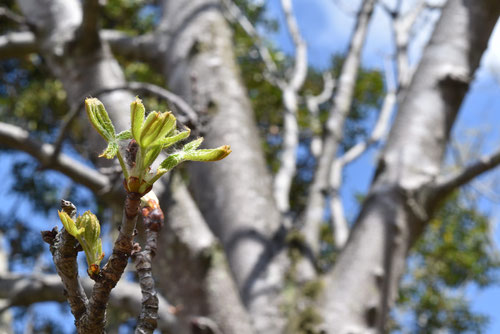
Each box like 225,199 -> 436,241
319,1 -> 500,332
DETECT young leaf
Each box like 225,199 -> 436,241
116,129 -> 132,140
183,137 -> 204,151
131,98 -> 145,141
99,141 -> 119,159
85,98 -> 116,141
157,128 -> 191,149
184,145 -> 232,161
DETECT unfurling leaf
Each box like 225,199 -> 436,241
99,142 -> 119,159
85,98 -> 116,141
184,145 -> 232,161
131,97 -> 145,141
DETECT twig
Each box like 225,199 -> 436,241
132,194 -> 164,334
433,149 -> 500,200
41,200 -> 89,326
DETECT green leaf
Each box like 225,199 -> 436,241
138,111 -> 159,147
85,98 -> 116,141
99,141 -> 119,159
58,211 -> 83,237
143,145 -> 163,169
158,152 -> 185,173
183,137 -> 204,151
155,128 -> 191,149
131,97 -> 145,141
116,129 -> 132,140
184,145 -> 232,162
149,112 -> 176,146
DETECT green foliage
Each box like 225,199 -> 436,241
392,192 -> 500,333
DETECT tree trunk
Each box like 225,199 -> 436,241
319,0 -> 500,332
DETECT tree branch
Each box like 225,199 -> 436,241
101,30 -> 161,66
434,148 -> 500,199
220,0 -> 283,87
0,121 -> 112,195
0,272 -> 182,333
77,0 -> 101,50
305,72 -> 336,158
82,189 -> 145,332
272,0 -> 308,213
0,6 -> 27,25
132,195 -> 164,334
41,200 -> 89,326
0,31 -> 37,59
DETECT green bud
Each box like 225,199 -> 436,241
74,211 -> 104,273
85,98 -> 116,141
58,211 -> 84,238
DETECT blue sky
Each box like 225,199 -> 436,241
263,0 -> 500,332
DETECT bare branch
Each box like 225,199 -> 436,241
0,7 -> 27,25
220,0 -> 283,87
272,0 -> 308,213
434,149 -> 500,199
101,30 -> 161,65
0,121 -> 112,195
0,31 -> 37,59
306,72 -> 335,158
0,273 -> 182,333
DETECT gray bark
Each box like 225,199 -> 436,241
157,1 -> 287,332
319,1 -> 500,332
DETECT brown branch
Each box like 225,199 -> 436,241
82,190 -> 144,332
41,200 -> 89,326
132,195 -> 164,334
